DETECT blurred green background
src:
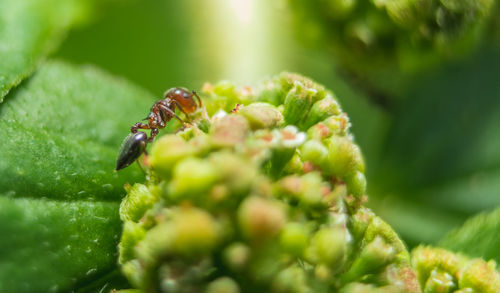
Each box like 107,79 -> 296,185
54,0 -> 500,247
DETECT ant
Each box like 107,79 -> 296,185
115,87 -> 202,171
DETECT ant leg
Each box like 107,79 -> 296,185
148,128 -> 159,142
131,122 -> 150,133
192,90 -> 203,107
158,104 -> 187,125
172,100 -> 193,122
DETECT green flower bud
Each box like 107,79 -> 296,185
325,135 -> 364,179
238,102 -> 283,130
119,221 -> 146,264
120,183 -> 158,222
411,246 -> 500,292
306,227 -> 346,267
280,222 -> 310,257
341,236 -> 397,283
121,260 -> 144,289
223,243 -> 250,272
300,140 -> 328,167
458,259 -> 500,293
209,151 -> 258,197
150,135 -> 194,179
301,94 -> 341,129
238,196 -> 287,240
266,126 -> 306,178
136,207 -> 218,263
211,114 -> 250,148
423,269 -> 456,293
412,246 -> 463,287
167,157 -> 219,203
345,171 -> 367,197
283,81 -> 316,126
272,265 -> 310,293
202,81 -> 252,115
205,277 -> 240,293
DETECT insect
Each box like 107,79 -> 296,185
115,87 -> 202,171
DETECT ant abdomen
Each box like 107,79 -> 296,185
116,132 -> 148,171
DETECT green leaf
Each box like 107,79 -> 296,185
0,0 -> 92,100
439,208 -> 500,265
0,60 -> 153,292
0,197 -> 121,293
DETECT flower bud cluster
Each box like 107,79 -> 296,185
412,246 -> 500,293
116,73 -> 499,293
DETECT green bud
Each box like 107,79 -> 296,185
238,102 -> 283,130
282,151 -> 304,175
283,81 -> 317,125
301,94 -> 341,129
136,207 -> 218,263
119,221 -> 146,264
300,140 -> 328,167
167,157 -> 218,202
272,265 -> 310,293
364,217 -> 407,257
150,135 -> 194,179
275,172 -> 330,208
169,207 -> 218,257
280,222 -> 310,257
279,73 -> 327,101
202,81 -> 251,115
121,260 -> 144,289
325,136 -> 364,179
211,114 -> 250,148
209,151 -> 258,196
459,259 -> 500,293
412,246 -> 500,292
423,269 -> 456,293
345,171 -> 367,197
238,196 -> 286,240
205,277 -> 240,293
341,236 -> 396,283
223,243 -> 250,272
314,264 -> 332,282
322,114 -> 350,136
306,227 -> 346,267
350,207 -> 374,238
267,126 -> 306,178
120,183 -> 158,222
307,122 -> 332,141
411,246 -> 463,287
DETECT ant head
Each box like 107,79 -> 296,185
165,87 -> 200,113
116,132 -> 148,171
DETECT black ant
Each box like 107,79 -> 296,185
115,87 -> 202,171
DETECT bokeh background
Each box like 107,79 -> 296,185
54,0 -> 500,247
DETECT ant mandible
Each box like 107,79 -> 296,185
115,87 -> 202,171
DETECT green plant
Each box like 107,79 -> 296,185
287,0 -> 497,98
2,1 -> 500,292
